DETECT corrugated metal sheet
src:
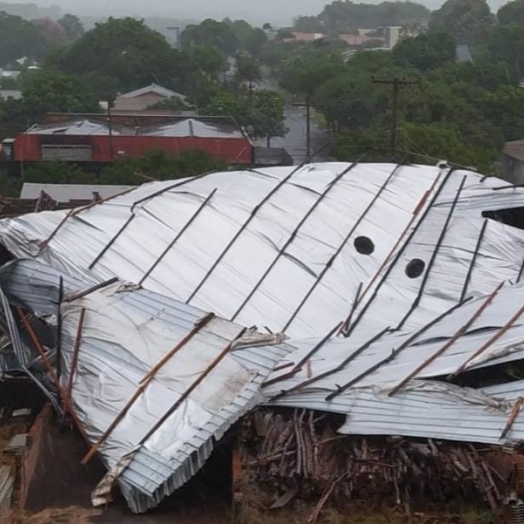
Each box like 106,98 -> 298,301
270,381 -> 523,445
4,164 -> 524,339
0,261 -> 291,513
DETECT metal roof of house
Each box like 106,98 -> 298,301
118,83 -> 186,100
24,116 -> 246,140
21,183 -> 136,202
140,118 -> 245,139
26,119 -> 119,136
4,163 -> 524,512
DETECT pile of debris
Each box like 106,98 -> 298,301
0,162 -> 524,518
242,409 -> 517,519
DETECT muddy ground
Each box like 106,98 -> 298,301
16,422 -> 229,524
3,417 -> 505,524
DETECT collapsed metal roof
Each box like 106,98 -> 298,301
2,163 -> 524,513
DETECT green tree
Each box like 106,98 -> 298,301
235,53 -> 262,92
488,24 -> 524,71
18,70 -> 100,123
425,60 -> 519,92
333,122 -> 496,172
498,0 -> 524,25
58,14 -> 85,41
225,19 -> 268,56
294,16 -> 323,33
314,70 -> 393,130
24,161 -> 93,184
52,18 -> 181,91
98,149 -> 227,184
250,90 -> 286,143
295,1 -> 431,34
276,49 -> 344,96
182,46 -> 226,80
0,12 -> 46,67
429,0 -> 496,44
394,32 -> 456,71
181,19 -> 239,56
202,89 -> 285,141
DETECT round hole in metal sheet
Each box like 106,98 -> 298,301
354,236 -> 375,255
406,259 -> 426,279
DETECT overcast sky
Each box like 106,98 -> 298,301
8,0 -> 505,24
21,0 -> 429,25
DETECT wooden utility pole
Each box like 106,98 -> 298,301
107,100 -> 114,160
372,77 -> 419,160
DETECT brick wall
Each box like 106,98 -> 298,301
0,403 -> 53,510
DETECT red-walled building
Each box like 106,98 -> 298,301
2,114 -> 254,166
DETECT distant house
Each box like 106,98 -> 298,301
113,83 -> 187,111
286,27 -> 402,50
0,69 -> 21,81
0,90 -> 22,101
287,32 -> 324,42
502,139 -> 524,184
338,34 -> 366,46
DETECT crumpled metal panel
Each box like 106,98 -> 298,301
269,381 -> 523,445
57,281 -> 290,513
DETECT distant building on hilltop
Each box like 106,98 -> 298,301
0,90 -> 21,101
113,84 -> 187,111
285,26 -> 409,51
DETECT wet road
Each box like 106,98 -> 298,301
256,104 -> 333,164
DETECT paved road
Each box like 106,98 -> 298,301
256,104 -> 333,165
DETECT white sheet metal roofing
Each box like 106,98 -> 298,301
140,118 -> 245,138
1,163 -> 524,339
26,119 -> 120,136
118,83 -> 185,100
3,164 -> 524,513
0,259 -> 291,513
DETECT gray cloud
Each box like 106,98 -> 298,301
37,0 -> 331,25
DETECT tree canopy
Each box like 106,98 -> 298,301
429,0 -> 496,44
51,17 -> 181,91
181,19 -> 239,56
202,89 -> 285,140
58,14 -> 85,41
0,12 -> 46,67
294,1 -> 431,34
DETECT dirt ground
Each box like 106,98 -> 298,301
1,414 -> 505,524
18,422 -> 229,524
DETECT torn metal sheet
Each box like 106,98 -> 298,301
35,271 -> 290,513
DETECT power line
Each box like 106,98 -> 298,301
371,76 -> 420,159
